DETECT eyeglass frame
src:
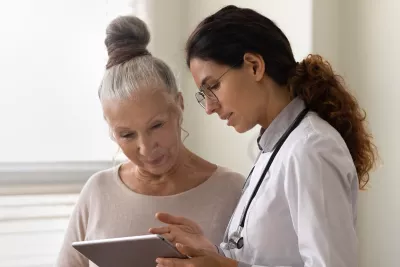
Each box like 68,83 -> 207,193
195,61 -> 241,109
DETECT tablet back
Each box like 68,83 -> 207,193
72,234 -> 187,267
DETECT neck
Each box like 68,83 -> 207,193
258,82 -> 291,129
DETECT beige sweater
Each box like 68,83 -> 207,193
56,164 -> 245,267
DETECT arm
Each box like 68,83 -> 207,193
283,134 -> 358,267
55,184 -> 91,267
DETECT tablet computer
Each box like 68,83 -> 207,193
72,234 -> 188,267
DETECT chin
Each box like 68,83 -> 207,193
145,160 -> 175,175
233,122 -> 255,133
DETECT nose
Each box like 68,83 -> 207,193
205,98 -> 219,115
137,135 -> 155,157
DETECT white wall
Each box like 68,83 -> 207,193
181,0 -> 313,175
143,0 -> 188,88
311,0 -> 340,67
332,1 -> 399,266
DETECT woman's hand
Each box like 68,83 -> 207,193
156,243 -> 238,267
149,213 -> 216,253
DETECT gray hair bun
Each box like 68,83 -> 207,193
105,16 -> 151,69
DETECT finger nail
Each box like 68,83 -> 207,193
176,243 -> 182,248
156,260 -> 164,267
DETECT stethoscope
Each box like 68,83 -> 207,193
221,108 -> 309,250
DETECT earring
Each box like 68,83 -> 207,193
181,127 -> 189,142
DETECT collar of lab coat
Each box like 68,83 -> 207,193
257,97 -> 306,152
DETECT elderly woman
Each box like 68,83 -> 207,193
56,15 -> 244,267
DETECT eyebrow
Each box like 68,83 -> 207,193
115,126 -> 132,132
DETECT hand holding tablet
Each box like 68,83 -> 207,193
72,234 -> 188,267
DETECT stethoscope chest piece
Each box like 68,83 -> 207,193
230,235 -> 244,249
228,226 -> 244,249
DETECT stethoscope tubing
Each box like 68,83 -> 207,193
226,108 -> 309,250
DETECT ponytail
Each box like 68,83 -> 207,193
289,54 -> 378,189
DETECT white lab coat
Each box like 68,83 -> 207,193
219,98 -> 359,267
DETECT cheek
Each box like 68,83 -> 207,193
116,140 -> 139,163
156,123 -> 181,153
218,79 -> 248,110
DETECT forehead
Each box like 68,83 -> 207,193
189,58 -> 226,87
102,88 -> 174,126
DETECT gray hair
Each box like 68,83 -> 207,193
98,15 -> 178,101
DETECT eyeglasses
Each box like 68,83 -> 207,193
195,64 -> 238,109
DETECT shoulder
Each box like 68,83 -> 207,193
291,112 -> 352,159
211,166 -> 246,190
284,112 -> 357,187
202,166 -> 245,204
77,164 -> 120,203
84,164 -> 119,189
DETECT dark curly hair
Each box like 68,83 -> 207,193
186,5 -> 378,189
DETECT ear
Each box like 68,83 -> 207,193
176,92 -> 184,111
242,52 -> 265,82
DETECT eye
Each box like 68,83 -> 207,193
151,122 -> 164,130
120,132 -> 136,139
200,81 -> 218,92
209,82 -> 220,90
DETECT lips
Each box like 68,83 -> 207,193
146,155 -> 165,166
221,112 -> 233,120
